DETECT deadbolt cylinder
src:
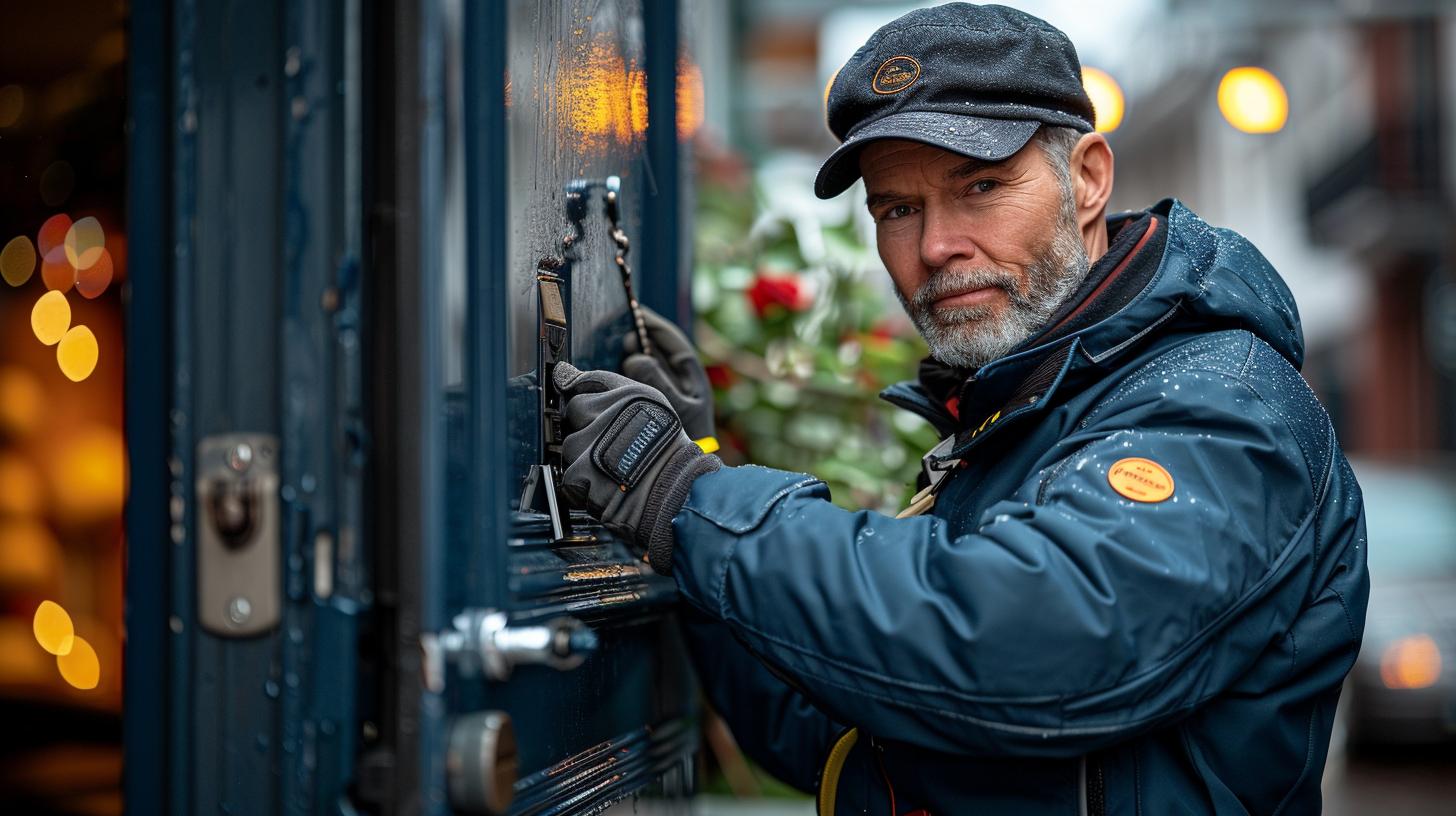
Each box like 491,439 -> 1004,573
446,711 -> 517,815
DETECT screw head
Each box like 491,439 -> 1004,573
228,442 -> 254,472
227,596 -> 253,625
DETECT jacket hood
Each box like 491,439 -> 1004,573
1093,198 -> 1304,368
883,199 -> 1305,434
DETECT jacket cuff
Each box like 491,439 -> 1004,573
640,445 -> 721,574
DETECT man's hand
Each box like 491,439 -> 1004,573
554,362 -> 720,574
622,307 -> 717,448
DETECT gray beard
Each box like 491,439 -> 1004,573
898,210 -> 1090,370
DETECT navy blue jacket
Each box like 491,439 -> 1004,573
673,201 -> 1369,814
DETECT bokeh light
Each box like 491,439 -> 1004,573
64,215 -> 106,270
57,634 -> 100,690
0,519 -> 62,591
1082,66 -> 1125,133
0,452 -> 45,516
40,251 -> 75,291
31,290 -> 71,346
0,366 -> 44,438
0,84 -> 22,128
38,213 -> 76,292
677,57 -> 705,140
629,69 -> 650,140
32,600 -> 74,656
1217,66 -> 1288,134
47,424 -> 127,523
75,247 -> 114,299
36,213 -> 72,257
1381,634 -> 1442,690
40,161 -> 76,207
57,325 -> 99,382
1,235 -> 37,286
558,33 -> 641,151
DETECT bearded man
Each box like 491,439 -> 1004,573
549,4 -> 1369,813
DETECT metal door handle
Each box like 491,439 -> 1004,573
425,609 -> 598,687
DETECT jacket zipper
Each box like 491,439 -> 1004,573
1086,754 -> 1106,816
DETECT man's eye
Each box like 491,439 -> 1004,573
881,204 -> 915,221
972,179 -> 998,194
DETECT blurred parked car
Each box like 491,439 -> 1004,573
1338,459 -> 1456,750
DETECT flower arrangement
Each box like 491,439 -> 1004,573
692,145 -> 939,513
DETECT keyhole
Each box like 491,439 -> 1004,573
210,481 -> 258,548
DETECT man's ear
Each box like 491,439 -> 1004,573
1070,132 -> 1114,235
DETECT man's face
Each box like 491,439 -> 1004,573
860,138 -> 1089,369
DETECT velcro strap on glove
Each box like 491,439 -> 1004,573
591,399 -> 681,489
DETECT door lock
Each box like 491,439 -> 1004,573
196,434 -> 281,637
425,609 -> 597,687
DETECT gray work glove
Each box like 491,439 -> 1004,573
622,308 -> 716,444
554,362 -> 721,574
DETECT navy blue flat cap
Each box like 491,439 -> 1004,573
815,3 -> 1096,199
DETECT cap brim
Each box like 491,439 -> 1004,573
814,112 -> 1041,199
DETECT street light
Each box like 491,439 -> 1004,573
1081,66 -> 1124,133
1217,66 -> 1288,133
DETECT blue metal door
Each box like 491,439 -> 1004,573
125,1 -> 697,813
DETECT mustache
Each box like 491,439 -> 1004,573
911,267 -> 1022,312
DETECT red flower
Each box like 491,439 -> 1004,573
746,273 -> 810,318
706,364 -> 736,389
868,318 -> 899,340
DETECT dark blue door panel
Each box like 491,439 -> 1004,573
127,1 -> 696,813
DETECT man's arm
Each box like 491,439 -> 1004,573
680,607 -> 844,792
670,365 -> 1362,758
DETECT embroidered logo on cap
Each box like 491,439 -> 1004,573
872,55 -> 921,95
1108,457 -> 1175,503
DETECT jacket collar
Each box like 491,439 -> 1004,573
881,202 -> 1174,460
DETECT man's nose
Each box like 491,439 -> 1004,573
919,208 -> 974,269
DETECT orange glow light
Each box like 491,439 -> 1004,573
31,290 -> 71,346
57,635 -> 100,690
48,424 -> 128,522
1218,66 -> 1288,134
64,215 -> 106,270
1,235 -> 36,286
0,519 -> 62,591
629,69 -> 649,138
57,325 -> 100,382
1081,66 -> 1125,133
677,57 -> 705,140
33,600 -> 75,656
37,213 -> 71,257
0,84 -> 22,128
558,34 -> 640,151
1380,634 -> 1442,690
75,247 -> 114,299
0,366 -> 44,438
0,453 -> 45,517
40,248 -> 75,292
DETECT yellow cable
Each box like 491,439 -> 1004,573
816,727 -> 859,816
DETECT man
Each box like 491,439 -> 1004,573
552,4 -> 1368,813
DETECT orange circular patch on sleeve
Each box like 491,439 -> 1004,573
1107,457 -> 1174,503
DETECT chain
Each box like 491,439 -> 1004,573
603,176 -> 653,357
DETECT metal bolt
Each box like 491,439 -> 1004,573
228,442 -> 254,472
227,596 -> 253,625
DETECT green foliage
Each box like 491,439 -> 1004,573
692,153 -> 939,513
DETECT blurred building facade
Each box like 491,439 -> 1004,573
1112,0 -> 1456,457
